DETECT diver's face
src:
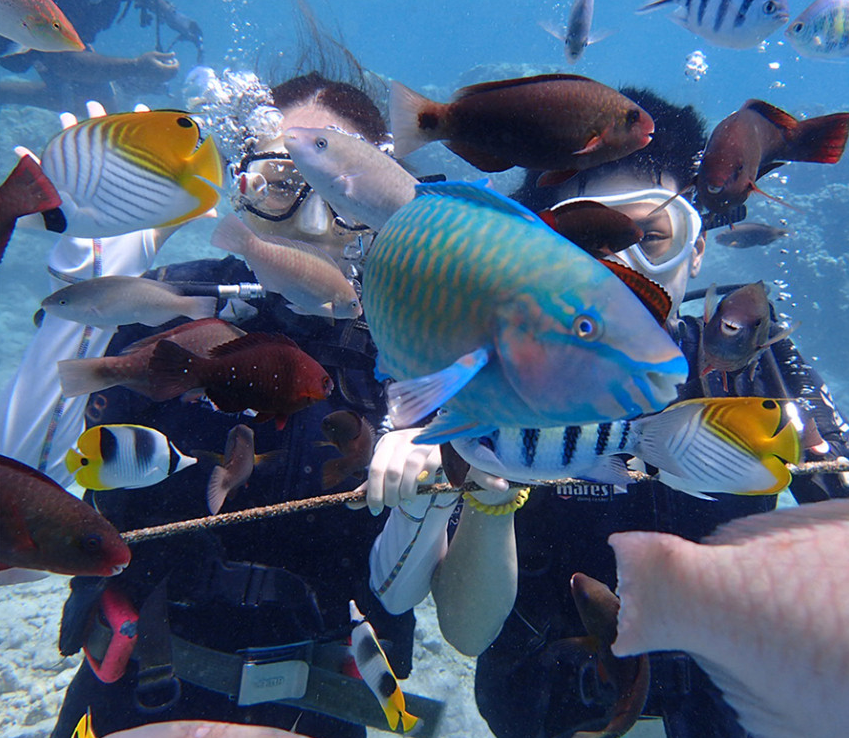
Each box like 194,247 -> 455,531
236,103 -> 366,260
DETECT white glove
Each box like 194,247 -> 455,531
353,428 -> 508,516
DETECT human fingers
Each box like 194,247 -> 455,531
134,104 -> 151,113
59,112 -> 78,130
345,481 -> 369,511
466,467 -> 513,505
85,100 -> 107,119
366,429 -> 438,515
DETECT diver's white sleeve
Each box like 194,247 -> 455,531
370,495 -> 459,614
0,231 -> 158,491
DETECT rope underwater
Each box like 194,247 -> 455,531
120,458 -> 849,544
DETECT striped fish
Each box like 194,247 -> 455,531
65,424 -> 197,491
451,397 -> 801,497
349,600 -> 419,734
638,0 -> 790,49
35,110 -> 222,238
786,0 -> 849,59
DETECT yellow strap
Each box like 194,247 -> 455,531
462,487 -> 530,516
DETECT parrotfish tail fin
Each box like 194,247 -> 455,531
210,212 -> 251,256
608,531 -> 688,657
0,155 -> 62,259
413,411 -> 497,445
389,81 -> 442,158
57,359 -> 116,398
787,112 -> 849,164
387,347 -> 490,428
635,0 -> 674,12
148,339 -> 205,400
184,296 -> 218,321
206,465 -> 230,514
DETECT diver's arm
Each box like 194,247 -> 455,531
431,493 -> 519,656
34,49 -> 178,84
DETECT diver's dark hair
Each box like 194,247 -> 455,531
270,72 -> 388,145
512,87 -> 707,211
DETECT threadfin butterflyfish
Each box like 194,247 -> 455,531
65,424 -> 197,491
29,110 -> 222,238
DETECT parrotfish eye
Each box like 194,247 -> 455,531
573,315 -> 600,340
176,116 -> 195,129
322,376 -> 333,391
315,137 -> 328,150
80,533 -> 102,554
53,21 -> 61,29
762,0 -> 777,14
790,21 -> 804,34
762,400 -> 778,410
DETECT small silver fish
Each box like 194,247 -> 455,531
42,276 -> 217,328
638,0 -> 790,49
283,127 -> 418,230
714,223 -> 790,248
785,0 -> 849,59
210,214 -> 362,319
540,0 -> 606,63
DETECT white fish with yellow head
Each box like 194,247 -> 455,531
65,424 -> 197,491
33,110 -> 223,238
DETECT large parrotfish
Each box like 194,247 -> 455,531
362,181 -> 688,444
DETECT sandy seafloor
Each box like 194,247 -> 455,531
0,48 -> 848,737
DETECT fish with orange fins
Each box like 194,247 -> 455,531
389,75 -> 654,186
0,0 -> 84,53
316,410 -> 375,490
0,454 -> 130,579
349,600 -> 419,734
697,99 -> 849,214
23,110 -> 223,239
0,155 -> 61,262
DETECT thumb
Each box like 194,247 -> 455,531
467,466 -> 509,495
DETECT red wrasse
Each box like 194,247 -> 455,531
538,199 -> 644,258
0,454 -> 130,578
149,332 -> 333,429
390,74 -> 654,185
697,99 -> 849,213
0,156 -> 61,261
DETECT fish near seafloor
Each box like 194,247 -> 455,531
0,155 -> 61,261
65,424 -> 197,491
316,410 -> 375,490
283,126 -> 418,231
210,213 -> 361,319
41,276 -> 218,328
697,99 -> 849,214
785,0 -> 849,60
0,0 -> 84,53
389,75 -> 654,186
451,396 -> 801,497
0,454 -> 130,579
610,498 -> 849,738
22,110 -> 223,239
362,180 -> 688,443
637,0 -> 789,49
57,317 -> 246,400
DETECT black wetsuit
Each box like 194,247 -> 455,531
473,313 -> 849,738
50,257 -> 414,738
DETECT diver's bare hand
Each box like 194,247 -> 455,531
133,51 -> 180,82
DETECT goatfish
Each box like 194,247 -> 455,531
389,75 -> 654,187
148,333 -> 333,429
697,99 -> 849,214
786,0 -> 849,59
0,0 -> 84,54
316,410 -> 375,490
637,0 -> 789,49
701,282 -> 797,389
65,424 -> 197,491
611,498 -> 849,738
349,600 -> 419,734
714,222 -> 790,249
0,454 -> 130,578
283,127 -> 418,230
0,155 -> 61,261
363,180 -> 687,444
57,317 -> 246,400
210,214 -> 361,319
41,276 -> 218,328
451,396 -> 800,498
24,110 -> 222,238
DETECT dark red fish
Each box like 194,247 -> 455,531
317,410 -> 375,490
58,318 -> 246,400
538,200 -> 644,258
0,454 -> 130,578
600,260 -> 672,326
149,332 -> 333,429
390,75 -> 654,185
0,155 -> 62,261
697,99 -> 849,213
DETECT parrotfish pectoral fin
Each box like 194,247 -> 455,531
572,134 -> 605,156
387,348 -> 490,428
413,411 -> 497,445
413,179 -> 541,224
